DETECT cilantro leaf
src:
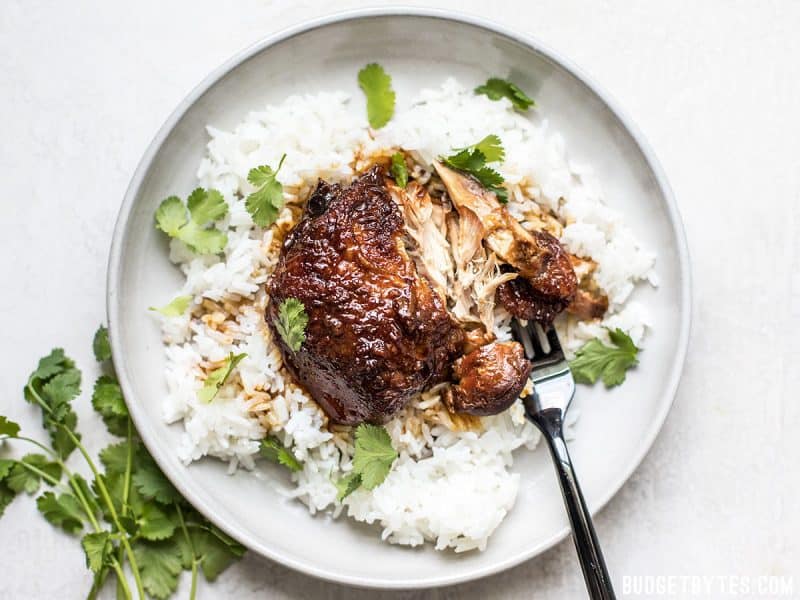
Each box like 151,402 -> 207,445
99,440 -> 134,475
609,327 -> 639,354
0,415 -> 20,437
138,503 -> 176,541
334,425 -> 397,499
175,507 -> 245,582
42,369 -> 81,419
91,375 -> 129,437
475,77 -> 535,110
27,348 -> 73,382
245,155 -> 287,228
92,325 -> 111,362
569,328 -> 640,387
134,540 -> 183,600
154,191 -> 228,255
154,196 -> 187,237
176,220 -> 228,255
472,134 -> 506,163
351,424 -> 397,490
198,352 -> 247,403
0,459 -> 14,480
24,348 -> 82,459
82,531 -> 113,573
358,63 -> 395,128
51,411 -> 80,460
390,152 -> 408,188
0,460 -> 19,518
149,295 -> 192,317
441,135 -> 509,203
335,472 -> 361,501
132,454 -> 180,505
5,462 -> 38,494
37,491 -> 84,534
444,148 -> 487,172
190,527 -> 246,581
7,454 -> 62,494
0,481 -> 15,518
273,298 -> 308,353
186,188 -> 228,224
259,436 -> 302,472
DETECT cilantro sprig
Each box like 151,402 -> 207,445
245,154 -> 286,228
441,134 -> 508,202
259,436 -> 302,472
198,352 -> 247,403
358,63 -> 395,129
0,327 -> 245,599
273,298 -> 308,353
155,188 -> 228,255
475,77 -> 535,111
570,328 -> 640,387
335,424 -> 397,501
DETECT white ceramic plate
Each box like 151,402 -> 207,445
107,8 -> 690,589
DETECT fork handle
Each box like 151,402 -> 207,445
531,408 -> 616,600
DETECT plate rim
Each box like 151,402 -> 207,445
107,6 -> 692,589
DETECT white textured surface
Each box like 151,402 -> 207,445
1,1 -> 798,598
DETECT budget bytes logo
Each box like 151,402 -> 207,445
621,575 -> 796,597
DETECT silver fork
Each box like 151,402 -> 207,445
512,320 -> 616,600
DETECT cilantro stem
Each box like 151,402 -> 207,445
5,435 -> 102,531
115,419 -> 136,600
3,434 -> 131,597
85,558 -> 130,600
87,567 -> 105,600
21,385 -> 144,599
58,425 -> 146,600
68,477 -> 102,531
121,419 -> 133,516
185,521 -> 232,545
15,460 -> 62,487
110,559 -> 133,600
7,434 -> 57,456
176,504 -> 198,600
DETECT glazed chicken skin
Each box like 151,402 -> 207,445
434,162 -> 579,325
267,166 -> 465,425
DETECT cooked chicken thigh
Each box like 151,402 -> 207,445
266,166 -> 465,425
266,165 -> 552,424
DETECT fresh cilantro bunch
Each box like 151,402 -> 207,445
335,424 -> 398,501
570,328 -> 640,387
441,134 -> 508,202
155,188 -> 228,255
0,328 -> 245,599
475,77 -> 535,111
358,63 -> 395,129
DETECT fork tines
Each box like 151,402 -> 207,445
511,320 -> 565,367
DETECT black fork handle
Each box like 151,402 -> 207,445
531,408 -> 616,600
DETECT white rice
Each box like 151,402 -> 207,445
155,79 -> 656,552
